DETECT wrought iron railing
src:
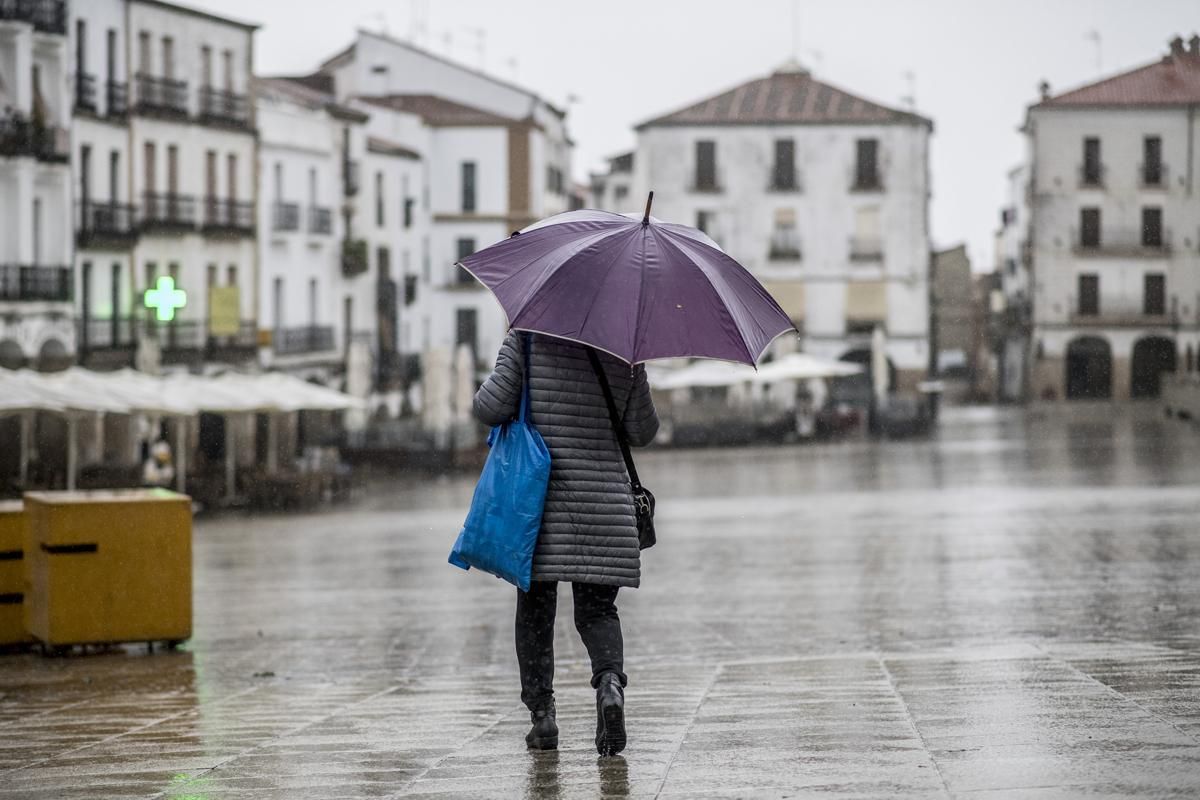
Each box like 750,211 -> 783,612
78,201 -> 139,244
0,265 -> 72,302
308,206 -> 333,234
75,72 -> 97,112
0,0 -> 67,33
142,193 -> 196,229
202,198 -> 255,234
199,86 -> 250,127
273,325 -> 335,355
107,80 -> 128,117
134,73 -> 188,116
272,202 -> 299,232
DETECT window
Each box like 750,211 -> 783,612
200,45 -> 212,88
226,153 -> 237,201
273,162 -> 283,202
421,236 -> 431,283
106,29 -> 117,86
377,246 -> 391,279
455,238 -> 476,285
772,139 -> 796,190
1082,137 -> 1102,185
308,167 -> 317,208
207,264 -> 217,287
1144,274 -> 1165,316
308,278 -> 317,324
769,208 -> 800,259
273,277 -> 284,330
108,150 -> 119,204
222,49 -> 233,92
854,139 -> 880,189
205,150 -> 217,202
461,161 -> 476,213
81,261 -> 93,321
1143,136 -> 1163,185
144,261 -> 158,293
456,308 -> 478,356
1079,208 -> 1101,248
375,171 -> 385,227
143,141 -> 156,194
80,145 -> 92,206
1142,207 -> 1163,248
1078,274 -> 1099,316
226,265 -> 237,286
161,36 -> 174,80
76,20 -> 87,74
694,140 -> 716,190
138,31 -> 151,74
614,185 -> 629,204
695,210 -> 712,234
110,262 -> 122,318
166,144 -> 178,195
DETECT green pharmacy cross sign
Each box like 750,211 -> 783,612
144,276 -> 187,322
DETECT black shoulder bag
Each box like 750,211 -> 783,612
586,349 -> 656,550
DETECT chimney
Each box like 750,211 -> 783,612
1189,34 -> 1199,56
1038,80 -> 1050,101
1169,36 -> 1185,57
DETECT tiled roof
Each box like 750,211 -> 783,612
636,66 -> 931,129
1034,39 -> 1200,108
357,94 -> 519,127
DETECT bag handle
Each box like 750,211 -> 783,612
519,332 -> 533,423
586,348 -> 642,491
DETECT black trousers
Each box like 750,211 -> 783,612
515,581 -> 627,710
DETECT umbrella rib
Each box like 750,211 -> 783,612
573,229 -> 642,346
657,234 -> 758,365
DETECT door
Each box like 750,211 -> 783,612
106,29 -> 116,85
455,308 -> 478,359
161,37 -> 174,80
167,145 -> 179,219
143,141 -> 156,203
110,262 -> 121,343
80,145 -> 92,222
205,150 -> 217,222
200,46 -> 212,89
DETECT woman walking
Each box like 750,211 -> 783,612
473,331 -> 659,756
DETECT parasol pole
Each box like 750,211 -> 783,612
642,191 -> 654,225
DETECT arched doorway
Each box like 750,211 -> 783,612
0,340 -> 24,370
838,348 -> 896,390
1130,336 -> 1176,398
1065,336 -> 1112,399
35,338 -> 71,372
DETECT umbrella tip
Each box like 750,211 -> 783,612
642,191 -> 654,225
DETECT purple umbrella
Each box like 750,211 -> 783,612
458,193 -> 797,365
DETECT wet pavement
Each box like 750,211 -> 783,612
2,403 -> 1200,798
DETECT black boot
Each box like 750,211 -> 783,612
594,672 -> 626,756
525,699 -> 558,750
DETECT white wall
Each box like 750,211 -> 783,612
633,120 -> 931,372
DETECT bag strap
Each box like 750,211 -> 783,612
585,348 -> 642,491
519,332 -> 533,423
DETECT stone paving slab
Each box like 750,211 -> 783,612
1,406 -> 1199,797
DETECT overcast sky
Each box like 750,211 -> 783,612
195,0 -> 1194,270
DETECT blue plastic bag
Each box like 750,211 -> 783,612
449,334 -> 550,591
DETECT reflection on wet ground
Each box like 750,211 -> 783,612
1,404 -> 1199,797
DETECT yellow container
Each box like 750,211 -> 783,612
0,500 -> 31,645
23,489 -> 192,647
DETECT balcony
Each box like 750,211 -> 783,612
141,193 -> 196,232
308,206 -> 333,235
1072,227 -> 1170,258
273,325 -> 335,356
850,170 -> 883,192
767,232 -> 802,262
0,0 -> 67,34
689,171 -> 722,193
1068,299 -> 1178,329
768,169 -> 802,193
106,81 -> 128,118
1139,162 -> 1168,189
202,198 -> 255,236
75,72 -> 97,113
152,320 -> 258,365
77,201 -> 139,248
1077,164 -> 1106,189
0,265 -> 72,302
199,86 -> 250,129
0,115 -> 69,162
134,73 -> 188,118
79,317 -> 137,348
849,236 -> 884,262
341,238 -> 368,277
272,202 -> 299,232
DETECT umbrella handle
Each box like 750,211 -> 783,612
642,191 -> 654,225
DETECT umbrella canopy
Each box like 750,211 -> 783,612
458,203 -> 796,365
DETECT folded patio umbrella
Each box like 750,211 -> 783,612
458,194 -> 796,366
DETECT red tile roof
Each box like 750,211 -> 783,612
1035,40 -> 1200,108
636,66 -> 931,130
357,94 -> 519,127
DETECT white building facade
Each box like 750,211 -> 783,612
254,77 -> 366,385
622,64 -> 933,390
993,163 -> 1033,402
1026,36 -> 1200,401
315,30 -> 573,368
124,0 -> 259,372
1,0 -> 74,370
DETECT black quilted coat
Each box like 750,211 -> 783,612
473,331 -> 659,588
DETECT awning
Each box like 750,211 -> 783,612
0,368 -> 366,417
